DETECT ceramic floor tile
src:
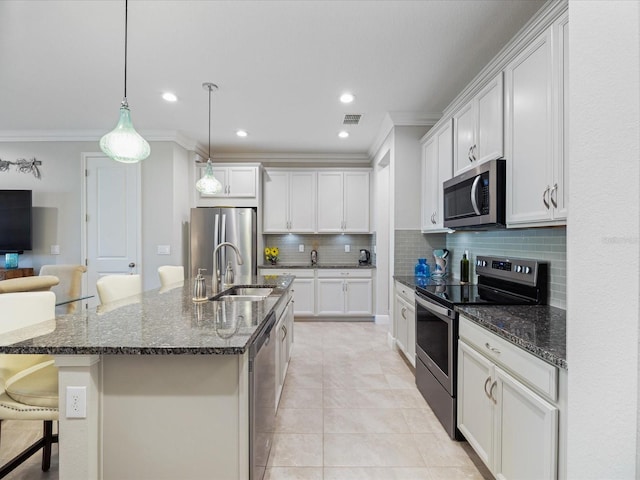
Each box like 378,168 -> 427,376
323,373 -> 390,390
263,466 -> 323,480
401,409 -> 444,434
427,466 -> 487,480
267,434 -> 323,467
324,389 -> 429,409
275,408 -> 323,434
324,408 -> 410,434
324,433 -> 426,467
385,373 -> 419,389
324,467 -> 433,479
279,387 -> 323,409
283,371 -> 323,389
414,433 -> 475,467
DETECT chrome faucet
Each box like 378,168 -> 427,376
212,242 -> 244,294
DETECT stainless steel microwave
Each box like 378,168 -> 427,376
443,159 -> 505,229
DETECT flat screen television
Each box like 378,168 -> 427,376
0,190 -> 32,254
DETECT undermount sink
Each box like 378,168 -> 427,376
213,287 -> 274,302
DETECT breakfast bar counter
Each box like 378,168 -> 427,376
0,275 -> 293,480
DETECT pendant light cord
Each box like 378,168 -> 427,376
208,85 -> 212,160
124,0 -> 128,101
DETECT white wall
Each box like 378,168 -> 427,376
567,1 -> 640,478
393,126 -> 429,229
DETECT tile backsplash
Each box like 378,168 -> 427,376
263,234 -> 374,265
445,227 -> 566,309
394,230 -> 446,276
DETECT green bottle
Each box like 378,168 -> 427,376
460,250 -> 470,284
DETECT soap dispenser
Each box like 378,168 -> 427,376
223,261 -> 235,288
193,268 -> 208,302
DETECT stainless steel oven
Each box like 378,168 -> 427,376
415,291 -> 460,439
414,256 -> 548,441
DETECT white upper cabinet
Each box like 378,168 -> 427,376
505,13 -> 568,227
199,165 -> 258,198
317,170 -> 370,233
421,119 -> 453,232
453,72 -> 504,175
263,170 -> 316,233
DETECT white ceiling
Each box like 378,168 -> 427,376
0,0 -> 545,158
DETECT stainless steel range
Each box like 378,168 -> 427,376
414,255 -> 548,440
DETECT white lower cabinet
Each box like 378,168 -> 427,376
458,316 -> 560,480
316,269 -> 372,316
259,269 -> 315,316
394,281 -> 415,366
275,291 -> 294,408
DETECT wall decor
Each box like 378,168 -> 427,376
0,158 -> 41,179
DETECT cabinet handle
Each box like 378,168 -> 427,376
550,183 -> 558,208
433,211 -> 437,224
472,144 -> 477,161
484,342 -> 500,354
489,380 -> 498,404
468,145 -> 474,162
227,185 -> 231,194
401,307 -> 406,319
542,186 -> 550,209
282,325 -> 287,340
483,376 -> 493,400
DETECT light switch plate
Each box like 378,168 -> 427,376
298,244 -> 304,252
50,245 -> 60,255
345,245 -> 350,253
157,245 -> 171,255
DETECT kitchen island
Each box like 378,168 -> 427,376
0,275 -> 294,480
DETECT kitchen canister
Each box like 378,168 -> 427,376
415,258 -> 430,277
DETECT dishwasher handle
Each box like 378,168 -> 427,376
252,312 -> 276,356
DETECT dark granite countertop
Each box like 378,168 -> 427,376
393,276 -> 419,289
260,264 -> 375,269
0,275 -> 294,356
456,304 -> 567,370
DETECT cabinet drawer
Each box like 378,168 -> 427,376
317,269 -> 371,278
459,316 -> 558,402
259,268 -> 315,279
395,281 -> 414,304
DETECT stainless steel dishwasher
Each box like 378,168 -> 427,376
249,311 -> 276,480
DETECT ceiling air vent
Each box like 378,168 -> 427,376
343,114 -> 362,125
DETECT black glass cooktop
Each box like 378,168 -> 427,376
416,282 -> 539,308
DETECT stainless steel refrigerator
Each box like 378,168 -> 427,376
189,207 -> 257,284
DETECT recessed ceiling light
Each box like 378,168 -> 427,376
236,130 -> 248,137
338,131 -> 349,139
340,93 -> 355,104
162,92 -> 178,102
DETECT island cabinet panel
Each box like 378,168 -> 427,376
101,354 -> 249,480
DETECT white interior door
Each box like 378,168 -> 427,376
83,154 -> 141,308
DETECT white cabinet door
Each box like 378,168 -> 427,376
395,293 -> 408,354
227,167 -> 257,197
285,297 -> 294,360
505,27 -> 554,225
275,313 -> 287,407
405,302 -> 415,365
344,278 -> 372,315
263,171 -> 289,232
454,101 -> 476,175
494,367 -> 558,480
317,172 -> 344,232
316,278 -> 345,315
292,277 -> 315,316
289,171 -> 316,232
421,120 -> 452,232
476,73 -> 504,164
458,340 -> 495,471
421,137 -> 438,231
553,13 -> 569,222
436,122 -> 453,227
343,171 -> 370,233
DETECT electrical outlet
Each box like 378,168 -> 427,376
50,245 -> 60,255
66,386 -> 87,418
298,244 -> 304,252
345,245 -> 350,253
157,245 -> 171,255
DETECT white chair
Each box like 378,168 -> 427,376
157,265 -> 184,289
0,276 -> 59,294
0,291 -> 58,477
39,264 -> 87,314
96,274 -> 142,305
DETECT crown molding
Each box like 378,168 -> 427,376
205,152 -> 371,165
0,129 -> 199,152
368,111 -> 441,158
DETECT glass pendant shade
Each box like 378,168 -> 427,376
195,160 -> 223,194
100,103 -> 151,163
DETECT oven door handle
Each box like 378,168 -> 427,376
470,175 -> 482,215
415,293 -> 453,319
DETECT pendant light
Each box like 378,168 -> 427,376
99,0 -> 150,163
195,83 -> 223,195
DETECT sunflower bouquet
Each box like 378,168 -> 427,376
264,246 -> 279,265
